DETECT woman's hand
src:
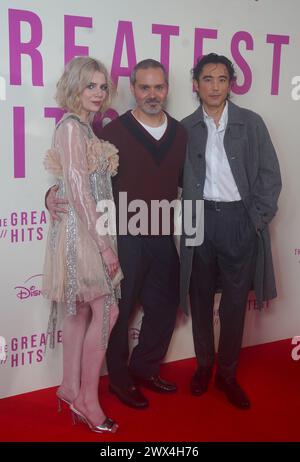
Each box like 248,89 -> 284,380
101,247 -> 120,279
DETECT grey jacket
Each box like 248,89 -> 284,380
180,100 -> 282,314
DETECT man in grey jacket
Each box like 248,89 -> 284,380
180,53 -> 281,409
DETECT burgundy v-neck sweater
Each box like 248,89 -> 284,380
98,110 -> 187,235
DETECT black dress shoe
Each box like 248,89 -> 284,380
132,374 -> 177,393
109,383 -> 149,409
215,375 -> 251,409
190,366 -> 212,396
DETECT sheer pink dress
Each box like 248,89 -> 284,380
42,113 -> 122,348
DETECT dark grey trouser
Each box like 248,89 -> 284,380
106,235 -> 180,388
189,201 -> 257,379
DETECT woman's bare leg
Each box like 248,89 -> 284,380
57,302 -> 91,403
73,298 -> 119,425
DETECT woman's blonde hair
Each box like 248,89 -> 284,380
55,57 -> 114,114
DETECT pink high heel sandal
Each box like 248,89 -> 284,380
70,404 -> 118,433
56,390 -> 72,413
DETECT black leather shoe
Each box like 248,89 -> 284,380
132,374 -> 177,393
215,375 -> 251,409
190,366 -> 213,396
109,383 -> 149,409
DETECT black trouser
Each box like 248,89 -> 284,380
106,235 -> 180,388
189,200 -> 257,380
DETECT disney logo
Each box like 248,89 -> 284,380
14,274 -> 43,300
15,285 -> 41,300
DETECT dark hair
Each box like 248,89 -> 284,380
130,59 -> 168,85
192,53 -> 236,83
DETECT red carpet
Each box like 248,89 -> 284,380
0,339 -> 299,442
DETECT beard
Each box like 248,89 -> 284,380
141,98 -> 164,115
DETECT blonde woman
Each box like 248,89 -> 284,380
42,57 -> 122,433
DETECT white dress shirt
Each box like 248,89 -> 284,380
203,102 -> 241,202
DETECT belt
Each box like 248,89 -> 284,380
204,200 -> 243,211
